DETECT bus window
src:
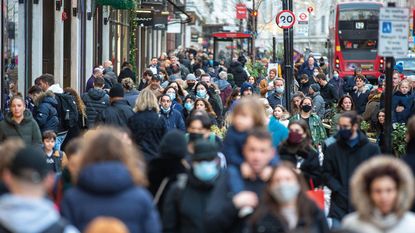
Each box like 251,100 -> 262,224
341,40 -> 377,50
339,10 -> 379,21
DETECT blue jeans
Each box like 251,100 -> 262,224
54,131 -> 68,151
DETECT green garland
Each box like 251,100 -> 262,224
129,7 -> 138,73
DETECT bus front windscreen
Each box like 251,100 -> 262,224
340,39 -> 377,50
339,9 -> 379,21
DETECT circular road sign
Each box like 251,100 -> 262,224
299,12 -> 308,21
276,10 -> 296,29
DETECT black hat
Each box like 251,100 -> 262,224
10,146 -> 49,183
109,84 -> 124,98
310,83 -> 321,92
192,140 -> 218,161
159,130 -> 187,159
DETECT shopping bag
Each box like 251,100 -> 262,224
306,179 -> 325,210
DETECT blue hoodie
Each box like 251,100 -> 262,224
61,162 -> 161,233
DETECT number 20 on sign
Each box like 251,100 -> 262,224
276,10 -> 296,29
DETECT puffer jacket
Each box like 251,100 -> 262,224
81,88 -> 110,128
392,91 -> 413,123
0,110 -> 42,146
61,162 -> 161,233
128,110 -> 167,161
33,91 -> 59,133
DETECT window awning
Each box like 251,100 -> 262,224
96,0 -> 136,9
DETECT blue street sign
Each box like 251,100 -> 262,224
382,22 -> 392,33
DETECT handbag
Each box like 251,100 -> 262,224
306,179 -> 325,210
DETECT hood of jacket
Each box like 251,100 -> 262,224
35,91 -> 57,107
78,162 -> 134,195
351,156 -> 414,220
125,89 -> 139,96
215,79 -> 231,91
0,195 -> 60,233
47,84 -> 63,94
4,110 -> 34,126
88,88 -> 108,100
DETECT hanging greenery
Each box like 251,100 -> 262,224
246,61 -> 267,79
97,0 -> 136,9
129,6 -> 138,73
392,123 -> 407,157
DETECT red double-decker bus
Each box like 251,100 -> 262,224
328,2 -> 384,80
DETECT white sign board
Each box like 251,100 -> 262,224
378,7 -> 409,58
167,20 -> 181,33
295,12 -> 309,37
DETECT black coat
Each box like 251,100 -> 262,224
205,172 -> 266,233
350,89 -> 370,115
81,88 -> 110,128
118,68 -> 137,83
279,143 -> 323,187
228,61 -> 248,87
320,83 -> 339,108
95,99 -> 134,128
323,131 -> 380,220
128,110 -> 167,161
249,206 -> 329,233
162,173 -> 217,233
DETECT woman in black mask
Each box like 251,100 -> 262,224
290,97 -> 327,147
279,120 -> 323,188
185,111 -> 225,167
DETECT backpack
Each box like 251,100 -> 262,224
55,93 -> 79,131
0,219 -> 69,233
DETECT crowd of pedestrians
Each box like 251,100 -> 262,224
1,50 -> 415,233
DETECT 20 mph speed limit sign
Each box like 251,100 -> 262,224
276,10 -> 296,29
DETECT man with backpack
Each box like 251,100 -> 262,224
35,74 -> 79,151
0,146 -> 79,233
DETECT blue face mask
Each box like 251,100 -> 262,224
333,74 -> 339,80
193,160 -> 219,182
161,106 -> 171,113
184,102 -> 194,111
196,90 -> 207,99
167,93 -> 176,101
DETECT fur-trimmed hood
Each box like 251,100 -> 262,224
34,91 -> 56,107
351,156 -> 414,219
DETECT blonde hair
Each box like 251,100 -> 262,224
78,127 -> 148,186
398,79 -> 412,91
121,78 -> 135,91
134,89 -> 159,113
231,96 -> 267,127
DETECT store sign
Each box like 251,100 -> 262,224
236,3 -> 247,20
168,20 -> 181,33
136,10 -> 154,27
153,12 -> 168,30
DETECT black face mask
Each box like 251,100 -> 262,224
189,132 -> 204,142
187,83 -> 195,89
320,63 -> 325,66
301,105 -> 312,113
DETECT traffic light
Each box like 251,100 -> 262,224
251,10 -> 258,17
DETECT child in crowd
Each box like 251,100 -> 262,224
42,130 -> 68,175
222,97 -> 278,216
392,79 -> 413,124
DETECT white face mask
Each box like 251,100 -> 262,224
270,182 -> 300,204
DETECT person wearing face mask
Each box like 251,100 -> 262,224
267,78 -> 286,109
185,74 -> 198,93
194,82 -> 222,126
290,97 -> 327,147
249,162 -> 329,233
308,84 -> 326,119
182,95 -> 196,121
162,140 -> 222,233
323,111 -> 380,229
159,95 -> 185,132
279,120 -> 323,188
299,74 -> 313,95
342,156 -> 415,233
328,70 -> 345,97
163,86 -> 184,117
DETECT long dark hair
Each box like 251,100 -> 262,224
250,162 -> 319,230
336,95 -> 355,112
279,120 -> 313,155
